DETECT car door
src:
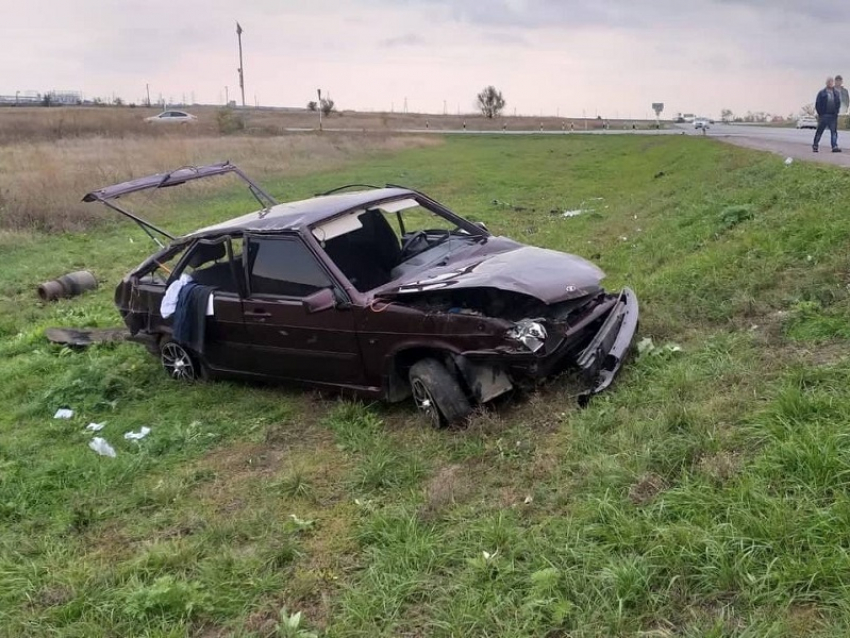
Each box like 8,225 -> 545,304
241,234 -> 365,387
170,236 -> 251,373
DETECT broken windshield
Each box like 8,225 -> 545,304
313,197 -> 481,293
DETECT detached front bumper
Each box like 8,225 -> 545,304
575,287 -> 639,405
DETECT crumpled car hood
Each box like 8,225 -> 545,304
378,241 -> 605,305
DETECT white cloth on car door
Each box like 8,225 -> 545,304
160,274 -> 214,319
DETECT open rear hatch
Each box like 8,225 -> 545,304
82,161 -> 277,247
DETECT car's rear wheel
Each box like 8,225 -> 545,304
409,358 -> 472,428
160,340 -> 199,382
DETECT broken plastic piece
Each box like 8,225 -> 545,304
54,408 -> 74,419
123,426 -> 151,440
86,422 -> 106,432
508,319 -> 547,353
89,437 -> 117,457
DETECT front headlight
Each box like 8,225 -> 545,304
507,319 -> 547,353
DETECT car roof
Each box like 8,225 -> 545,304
185,187 -> 416,239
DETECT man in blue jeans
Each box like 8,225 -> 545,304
813,76 -> 842,153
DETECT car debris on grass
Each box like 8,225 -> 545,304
83,161 -> 639,427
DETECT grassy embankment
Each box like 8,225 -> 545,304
2,134 -> 850,637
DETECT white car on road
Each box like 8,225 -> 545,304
144,110 -> 198,125
796,116 -> 818,130
694,118 -> 710,130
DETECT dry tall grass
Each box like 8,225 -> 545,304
0,134 -> 440,232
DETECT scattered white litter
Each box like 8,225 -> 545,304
561,209 -> 585,218
482,550 -> 499,561
524,495 -> 534,505
637,337 -> 656,355
289,514 -> 315,529
89,437 -> 116,457
784,157 -> 794,166
620,236 -> 629,241
123,426 -> 151,441
86,422 -> 106,432
54,408 -> 74,419
638,337 -> 683,357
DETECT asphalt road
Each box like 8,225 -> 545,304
698,122 -> 850,168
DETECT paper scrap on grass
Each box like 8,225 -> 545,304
123,426 -> 151,441
86,422 -> 105,432
54,408 -> 74,419
638,337 -> 683,357
89,437 -> 116,458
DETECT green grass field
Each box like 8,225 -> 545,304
3,134 -> 850,637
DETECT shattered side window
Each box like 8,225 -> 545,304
181,239 -> 242,294
142,246 -> 187,285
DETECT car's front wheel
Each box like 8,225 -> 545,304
160,340 -> 200,382
409,358 -> 472,428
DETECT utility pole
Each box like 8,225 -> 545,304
404,96 -> 408,113
145,83 -> 151,107
236,22 -> 246,107
225,86 -> 229,105
443,100 -> 446,115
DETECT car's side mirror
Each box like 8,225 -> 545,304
474,221 -> 489,232
302,287 -> 336,314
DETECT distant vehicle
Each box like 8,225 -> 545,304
796,115 -> 818,130
694,118 -> 710,129
683,114 -> 696,123
144,110 -> 198,124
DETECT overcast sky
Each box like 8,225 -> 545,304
1,0 -> 846,118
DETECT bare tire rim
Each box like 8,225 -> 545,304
161,343 -> 196,382
411,378 -> 440,427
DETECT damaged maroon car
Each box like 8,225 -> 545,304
84,162 -> 638,426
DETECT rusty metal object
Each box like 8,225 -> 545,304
37,271 -> 97,301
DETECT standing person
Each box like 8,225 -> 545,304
813,76 -> 842,153
836,75 -> 850,129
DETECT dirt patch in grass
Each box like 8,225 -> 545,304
698,451 -> 743,485
419,464 -> 473,519
32,585 -> 74,608
628,473 -> 668,505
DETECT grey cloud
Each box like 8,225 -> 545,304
397,0 -> 850,29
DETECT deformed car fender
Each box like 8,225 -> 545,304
452,355 -> 514,403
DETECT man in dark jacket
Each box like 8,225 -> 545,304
813,76 -> 842,153
836,75 -> 850,130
